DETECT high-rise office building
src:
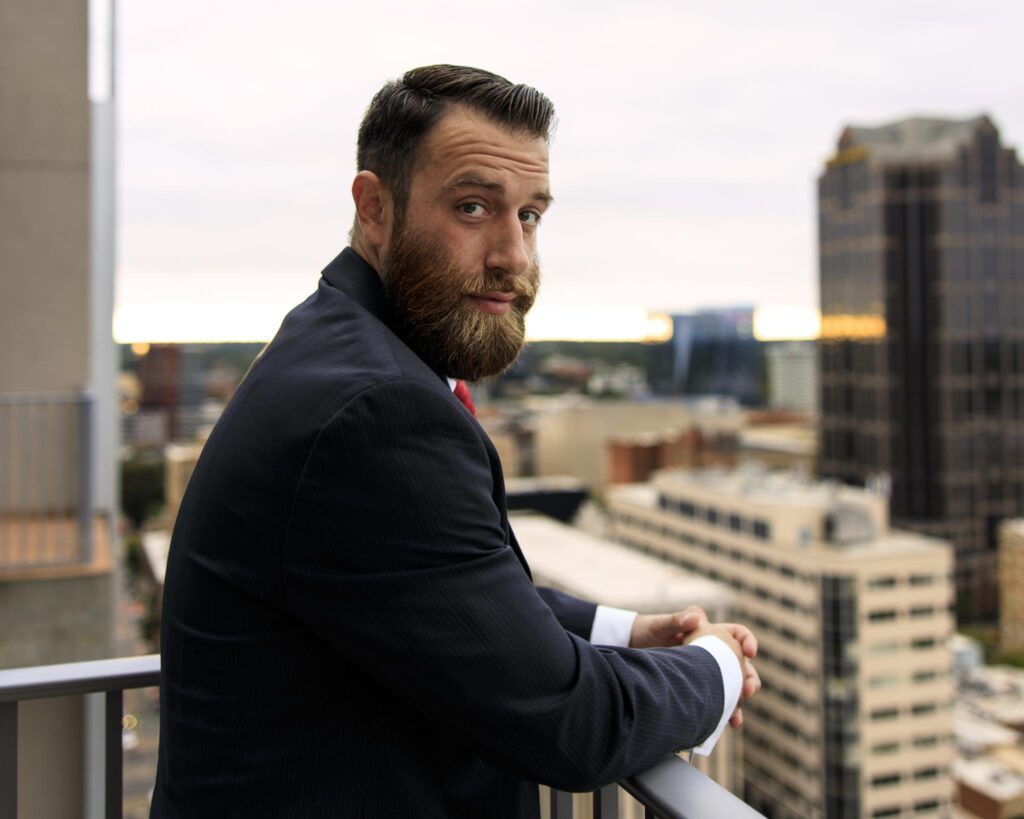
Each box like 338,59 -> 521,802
647,308 -> 765,405
0,0 -> 118,813
767,341 -> 819,414
606,468 -> 955,819
817,115 -> 1024,618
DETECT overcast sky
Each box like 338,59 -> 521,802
114,0 -> 1023,341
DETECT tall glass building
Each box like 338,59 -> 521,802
817,115 -> 1024,619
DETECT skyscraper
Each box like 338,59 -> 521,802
817,115 -> 1024,618
0,0 -> 118,812
646,308 -> 765,405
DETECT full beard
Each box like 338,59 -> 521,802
380,226 -> 540,382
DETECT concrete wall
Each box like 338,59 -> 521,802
0,0 -> 92,392
0,572 -> 114,669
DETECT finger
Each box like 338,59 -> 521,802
742,661 -> 761,699
678,606 -> 708,632
729,707 -> 743,729
723,624 -> 758,658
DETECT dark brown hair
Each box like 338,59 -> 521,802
356,65 -> 555,219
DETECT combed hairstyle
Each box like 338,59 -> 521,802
356,65 -> 555,221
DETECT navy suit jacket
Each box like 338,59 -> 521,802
151,248 -> 725,818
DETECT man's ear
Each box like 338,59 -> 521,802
352,171 -> 390,250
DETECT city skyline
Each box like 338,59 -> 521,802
114,0 -> 1022,342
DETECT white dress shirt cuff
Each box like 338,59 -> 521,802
688,635 -> 742,756
589,605 -> 637,647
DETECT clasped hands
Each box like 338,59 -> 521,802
629,605 -> 760,728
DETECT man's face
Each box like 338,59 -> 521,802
379,106 -> 551,381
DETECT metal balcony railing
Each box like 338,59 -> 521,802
0,391 -> 94,569
0,655 -> 764,819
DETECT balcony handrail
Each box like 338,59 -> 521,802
0,654 -> 764,819
622,754 -> 764,819
0,654 -> 159,702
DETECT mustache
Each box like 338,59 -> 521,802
462,268 -> 540,303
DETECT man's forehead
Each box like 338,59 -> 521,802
418,107 -> 550,181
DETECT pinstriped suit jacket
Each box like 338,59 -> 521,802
151,248 -> 725,818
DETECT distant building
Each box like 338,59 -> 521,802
532,397 -> 744,492
818,115 -> 1024,619
738,423 -> 818,474
999,520 -> 1024,652
955,753 -> 1024,819
608,428 -> 739,485
606,467 -> 955,819
135,343 -> 208,442
163,442 -> 204,532
766,341 -> 818,413
953,662 -> 1024,819
647,308 -> 765,406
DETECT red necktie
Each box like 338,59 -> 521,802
453,380 -> 476,417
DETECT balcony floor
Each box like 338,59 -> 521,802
0,515 -> 112,579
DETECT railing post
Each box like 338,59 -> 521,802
592,783 -> 618,818
105,689 -> 121,819
550,788 -> 573,818
1,701 -> 17,818
78,391 -> 94,564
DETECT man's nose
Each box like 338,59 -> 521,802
484,214 -> 530,278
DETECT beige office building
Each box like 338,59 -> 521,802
998,520 -> 1024,652
533,397 -> 744,492
606,467 -> 955,819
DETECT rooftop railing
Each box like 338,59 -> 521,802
0,655 -> 764,819
0,391 -> 94,569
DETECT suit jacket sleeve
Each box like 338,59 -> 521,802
534,586 -> 597,640
281,379 -> 723,792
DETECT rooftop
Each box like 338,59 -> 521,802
738,425 -> 817,457
954,756 -> 1024,802
958,665 -> 1024,729
1000,518 -> 1024,539
654,463 -> 877,508
610,469 -> 949,559
840,115 -> 992,163
511,512 -> 731,614
953,703 -> 1022,754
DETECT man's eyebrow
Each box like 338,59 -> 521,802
443,174 -> 554,204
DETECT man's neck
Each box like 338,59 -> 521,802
350,232 -> 382,275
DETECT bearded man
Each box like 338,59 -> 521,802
151,65 -> 759,819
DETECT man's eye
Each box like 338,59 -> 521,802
459,203 -> 486,217
519,211 -> 541,227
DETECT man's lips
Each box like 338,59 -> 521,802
466,291 -> 516,315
